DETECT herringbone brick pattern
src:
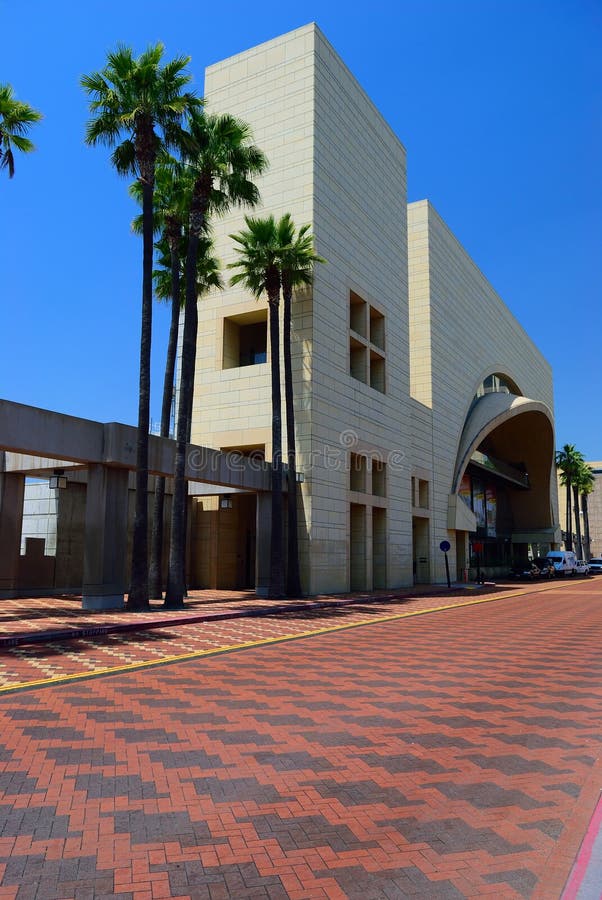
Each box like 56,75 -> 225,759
0,584 -> 557,690
0,580 -> 600,898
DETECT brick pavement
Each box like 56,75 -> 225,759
0,584 -> 518,648
0,582 -> 562,691
0,578 -> 600,898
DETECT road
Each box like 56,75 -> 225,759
0,579 -> 600,898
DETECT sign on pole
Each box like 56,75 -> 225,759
439,540 -> 451,588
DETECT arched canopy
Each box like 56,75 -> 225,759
453,393 -> 556,533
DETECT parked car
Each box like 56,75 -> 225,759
510,558 -> 555,579
588,558 -> 602,574
574,560 -> 590,576
546,550 -> 578,576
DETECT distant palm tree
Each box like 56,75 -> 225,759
556,444 -> 584,552
279,216 -> 325,597
577,462 -> 595,561
229,215 -> 287,598
0,83 -> 42,179
81,45 -> 200,610
164,112 -> 267,609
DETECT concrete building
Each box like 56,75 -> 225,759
188,23 -> 559,594
0,24 -> 560,604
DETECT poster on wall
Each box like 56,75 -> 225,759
459,474 -> 472,509
472,478 -> 486,529
486,486 -> 497,537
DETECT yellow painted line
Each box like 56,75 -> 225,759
0,581 -> 571,694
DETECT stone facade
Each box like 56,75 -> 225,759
189,23 -> 558,593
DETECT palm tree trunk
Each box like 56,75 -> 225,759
128,175 -> 154,611
148,239 -> 181,599
282,281 -> 302,597
268,286 -> 285,599
582,493 -> 591,561
165,222 -> 201,608
565,475 -> 573,551
573,484 -> 583,560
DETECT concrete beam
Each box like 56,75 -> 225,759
0,400 -> 103,464
4,453 -> 87,475
0,399 -> 274,492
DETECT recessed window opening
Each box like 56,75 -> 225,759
222,310 -> 268,369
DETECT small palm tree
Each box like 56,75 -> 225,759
279,216 -> 325,597
577,463 -> 595,561
81,45 -> 200,610
164,112 -> 267,609
0,84 -> 42,179
229,215 -> 287,598
556,444 -> 584,552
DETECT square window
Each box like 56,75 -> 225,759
222,310 -> 267,369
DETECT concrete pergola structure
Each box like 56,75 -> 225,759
0,399 -> 277,607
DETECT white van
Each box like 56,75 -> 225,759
546,550 -> 578,576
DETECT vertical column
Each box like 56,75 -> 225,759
82,464 -> 129,610
0,463 -> 25,597
255,491 -> 271,598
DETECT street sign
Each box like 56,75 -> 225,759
439,540 -> 451,587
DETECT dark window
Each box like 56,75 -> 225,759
239,322 -> 267,366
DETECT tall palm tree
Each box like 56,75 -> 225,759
81,45 -> 200,610
164,112 -> 267,609
149,232 -> 222,597
556,444 -> 584,552
577,463 -> 595,561
229,215 -> 287,598
131,162 -> 193,599
279,216 -> 325,597
572,478 -> 584,561
0,84 -> 42,179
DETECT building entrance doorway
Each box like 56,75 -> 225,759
191,492 -> 257,590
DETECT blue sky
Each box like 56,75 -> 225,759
2,0 -> 601,457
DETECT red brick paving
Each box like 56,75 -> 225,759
0,584 -> 516,645
0,582 -> 563,689
0,578 -> 600,898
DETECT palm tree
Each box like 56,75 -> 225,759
556,444 -> 584,552
229,215 -> 287,598
131,162 -> 193,599
0,84 -> 42,179
164,112 -> 267,609
577,463 -> 595,561
572,478 -> 584,561
81,45 -> 199,610
149,232 -> 222,597
279,216 -> 325,597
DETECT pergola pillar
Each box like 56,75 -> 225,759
82,464 -> 129,610
255,491 -> 271,598
0,460 -> 25,598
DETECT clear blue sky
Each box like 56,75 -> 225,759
2,0 -> 601,457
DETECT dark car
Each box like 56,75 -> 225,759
509,558 -> 555,579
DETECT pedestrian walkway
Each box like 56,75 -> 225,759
0,581 -> 570,691
0,579 -> 599,899
0,580 -> 552,648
